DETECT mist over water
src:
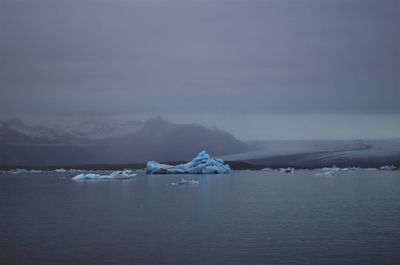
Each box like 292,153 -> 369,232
1,113 -> 400,141
164,113 -> 400,141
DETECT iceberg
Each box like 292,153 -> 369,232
146,151 -> 230,174
72,170 -> 137,181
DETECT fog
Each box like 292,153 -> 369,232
1,0 -> 399,140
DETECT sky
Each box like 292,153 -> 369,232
1,0 -> 399,140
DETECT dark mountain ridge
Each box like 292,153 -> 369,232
0,117 -> 251,166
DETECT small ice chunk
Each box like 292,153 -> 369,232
261,168 -> 273,171
379,165 -> 397,171
146,151 -> 230,174
55,168 -> 67,173
72,170 -> 137,181
315,171 -> 335,176
170,179 -> 200,186
279,167 -> 295,173
9,168 -> 29,174
321,166 -> 340,171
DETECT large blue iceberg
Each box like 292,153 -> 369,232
146,151 -> 230,174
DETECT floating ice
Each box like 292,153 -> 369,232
315,171 -> 335,176
341,167 -> 361,172
146,151 -> 230,174
9,168 -> 29,174
170,179 -> 200,186
321,166 -> 340,171
261,168 -> 273,171
279,167 -> 295,173
380,165 -> 397,171
54,168 -> 67,173
72,170 -> 137,180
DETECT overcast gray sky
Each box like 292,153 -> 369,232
1,0 -> 399,139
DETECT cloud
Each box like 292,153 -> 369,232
1,0 -> 399,119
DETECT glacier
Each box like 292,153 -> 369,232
146,151 -> 230,174
72,170 -> 137,180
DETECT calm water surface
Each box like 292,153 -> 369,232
1,170 -> 400,265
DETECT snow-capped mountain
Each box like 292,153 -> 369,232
0,118 -> 144,143
0,118 -> 82,144
54,119 -> 144,140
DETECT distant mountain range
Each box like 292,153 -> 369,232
0,118 -> 143,143
1,117 -> 399,168
0,117 -> 251,166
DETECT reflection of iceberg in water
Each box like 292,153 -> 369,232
146,151 -> 230,174
72,170 -> 137,180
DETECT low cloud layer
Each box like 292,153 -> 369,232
1,0 -> 399,139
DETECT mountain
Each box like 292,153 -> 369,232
0,118 -> 83,144
1,117 -> 398,168
95,116 -> 252,163
55,120 -> 144,140
0,117 -> 251,166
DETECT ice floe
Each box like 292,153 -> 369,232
261,168 -> 273,171
279,167 -> 295,173
9,168 -> 29,174
72,170 -> 137,180
379,165 -> 397,171
170,179 -> 200,186
146,151 -> 230,174
316,166 -> 382,172
321,166 -> 340,171
315,171 -> 336,176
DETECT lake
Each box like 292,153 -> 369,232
1,170 -> 400,265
